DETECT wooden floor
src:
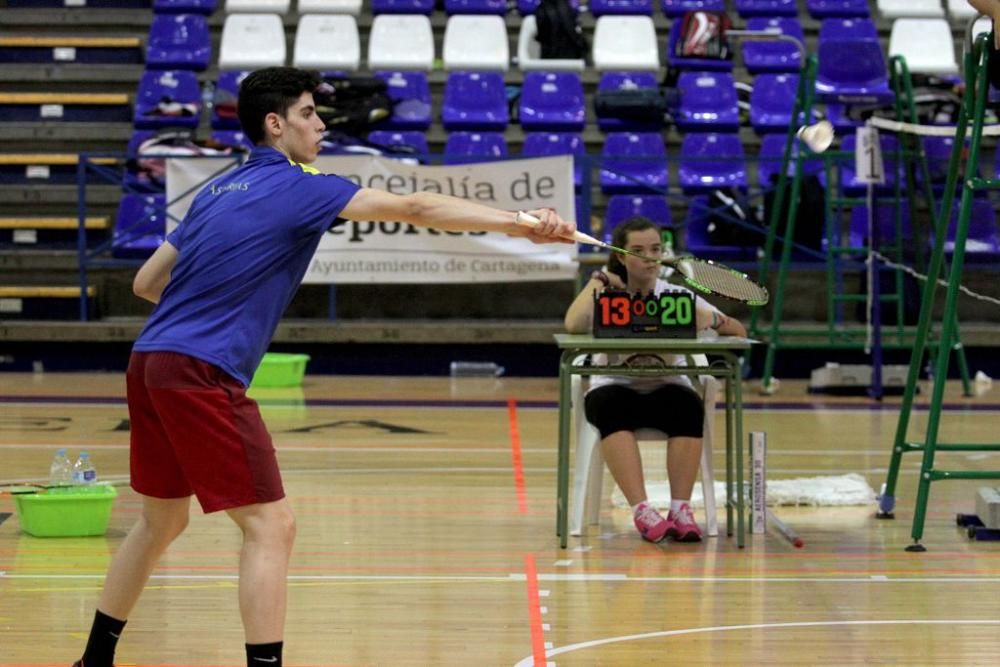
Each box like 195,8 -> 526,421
2,371 -> 999,666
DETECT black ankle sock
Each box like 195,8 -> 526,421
80,609 -> 127,667
246,641 -> 283,666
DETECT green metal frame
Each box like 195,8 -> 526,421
749,54 -> 972,395
878,34 -> 1000,551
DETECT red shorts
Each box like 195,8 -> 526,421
126,351 -> 285,513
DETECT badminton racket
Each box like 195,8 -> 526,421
515,212 -> 770,306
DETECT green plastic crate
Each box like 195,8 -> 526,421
14,484 -> 118,537
250,353 -> 311,388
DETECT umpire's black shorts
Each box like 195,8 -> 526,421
583,383 -> 705,440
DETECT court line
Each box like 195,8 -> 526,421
512,619 -> 1000,666
523,555 -> 547,667
508,399 -> 529,514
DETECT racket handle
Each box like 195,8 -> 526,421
514,211 -> 604,247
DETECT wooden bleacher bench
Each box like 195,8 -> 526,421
0,154 -> 120,167
0,216 -> 110,230
0,285 -> 98,319
0,286 -> 96,299
0,36 -> 142,49
0,93 -> 130,106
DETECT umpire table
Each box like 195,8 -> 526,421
553,333 -> 754,549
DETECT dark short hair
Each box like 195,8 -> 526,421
608,215 -> 659,276
237,67 -> 321,145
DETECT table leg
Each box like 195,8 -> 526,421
557,352 -> 573,548
733,354 -> 746,549
725,368 -> 734,538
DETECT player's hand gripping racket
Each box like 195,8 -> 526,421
515,212 -> 770,306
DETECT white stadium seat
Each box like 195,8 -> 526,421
226,0 -> 291,13
889,18 -> 958,75
878,0 -> 944,19
298,0 -> 362,13
293,14 -> 360,70
443,15 -> 509,71
517,15 -> 585,71
219,13 -> 286,69
368,14 -> 434,71
592,15 -> 659,72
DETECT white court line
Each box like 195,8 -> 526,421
0,443 -> 552,454
513,619 -> 1000,666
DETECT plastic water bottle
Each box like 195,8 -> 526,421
72,451 -> 97,486
48,448 -> 73,487
449,361 -> 504,377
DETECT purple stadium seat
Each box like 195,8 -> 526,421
133,70 -> 201,130
849,203 -> 912,248
371,0 -> 435,14
444,0 -> 507,13
666,17 -> 734,72
442,72 -> 508,131
918,136 -> 973,191
521,132 -> 585,187
678,133 -> 747,194
660,0 -> 724,17
944,199 -> 1000,259
152,0 -> 217,14
750,73 -> 800,134
590,0 -> 653,16
684,195 -> 759,261
444,132 -> 508,164
808,0 -> 871,19
757,133 -> 824,188
603,194 -> 672,242
519,72 -> 585,132
675,71 -> 739,132
734,0 -> 797,17
375,71 -> 432,131
146,14 -> 211,71
839,133 -> 902,196
599,132 -> 668,194
815,30 -> 893,104
517,0 -> 580,13
596,72 -> 661,131
112,194 -> 167,260
367,130 -> 429,158
211,130 -> 254,150
742,17 -> 804,74
819,18 -> 878,41
211,70 -> 247,129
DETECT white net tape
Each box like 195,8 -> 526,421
868,116 -> 1000,137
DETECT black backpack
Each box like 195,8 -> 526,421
314,76 -> 395,138
535,0 -> 587,60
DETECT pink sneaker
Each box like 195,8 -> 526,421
633,501 -> 670,543
667,503 -> 703,542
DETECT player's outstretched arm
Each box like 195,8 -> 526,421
133,240 -> 178,304
339,188 -> 576,244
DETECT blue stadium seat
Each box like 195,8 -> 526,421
519,72 -> 585,132
808,0 -> 871,19
441,72 -> 508,132
599,131 -> 668,194
112,194 -> 167,260
944,199 -> 1000,260
749,73 -> 799,134
133,70 -> 201,129
849,203 -> 912,249
818,17 -> 878,41
666,17 -> 734,72
152,0 -> 217,14
211,70 -> 247,129
734,0 -> 797,17
675,71 -> 739,132
660,0 -> 724,17
516,0 -> 579,13
211,130 -> 254,150
367,130 -> 429,159
590,0 -> 653,16
375,71 -> 432,131
838,133 -> 902,196
678,133 -> 747,194
684,195 -> 759,261
371,0 -> 434,14
595,72 -> 661,132
815,24 -> 893,105
147,14 -> 211,71
757,134 -> 824,189
444,131 -> 508,164
918,135 -> 973,192
742,17 -> 803,74
603,194 -> 671,242
521,132 -> 585,187
444,0 -> 507,13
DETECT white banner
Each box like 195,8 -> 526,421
167,154 -> 577,284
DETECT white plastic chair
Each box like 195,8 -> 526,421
226,0 -> 291,13
569,354 -> 720,538
946,0 -> 978,21
368,14 -> 435,71
298,0 -> 362,13
517,15 -> 585,72
293,14 -> 360,71
443,14 -> 510,71
889,18 -> 958,75
878,0 -> 944,19
592,15 -> 660,72
219,13 -> 286,70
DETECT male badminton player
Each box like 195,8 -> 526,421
72,67 -> 574,667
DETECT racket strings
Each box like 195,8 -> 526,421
684,262 -> 770,305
